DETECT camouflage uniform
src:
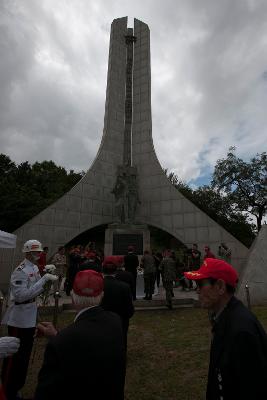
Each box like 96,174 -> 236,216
159,256 -> 176,308
141,253 -> 155,300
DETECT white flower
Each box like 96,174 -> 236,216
44,264 -> 56,274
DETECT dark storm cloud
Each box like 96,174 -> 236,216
0,0 -> 266,182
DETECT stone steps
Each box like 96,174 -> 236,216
37,296 -> 199,315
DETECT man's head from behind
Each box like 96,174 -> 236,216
102,256 -> 118,274
184,258 -> 238,313
71,270 -> 104,310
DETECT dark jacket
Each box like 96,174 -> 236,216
207,296 -> 267,400
116,270 -> 135,299
101,276 -> 134,343
34,306 -> 126,400
124,253 -> 139,276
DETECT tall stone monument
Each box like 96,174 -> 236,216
0,17 -> 248,292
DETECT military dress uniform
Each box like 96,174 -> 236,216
1,259 -> 48,400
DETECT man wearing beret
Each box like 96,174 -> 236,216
184,258 -> 267,400
34,270 -> 126,400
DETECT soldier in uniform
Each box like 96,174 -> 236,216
1,239 -> 58,400
140,250 -> 156,300
159,250 -> 177,309
184,258 -> 267,399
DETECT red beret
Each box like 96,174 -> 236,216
73,270 -> 104,297
184,258 -> 238,288
102,256 -> 118,268
116,256 -> 124,266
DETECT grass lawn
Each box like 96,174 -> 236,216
17,306 -> 267,399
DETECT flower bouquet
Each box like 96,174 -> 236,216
40,264 -> 57,306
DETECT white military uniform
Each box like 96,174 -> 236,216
2,259 -> 47,328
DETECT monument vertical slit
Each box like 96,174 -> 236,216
124,28 -> 136,167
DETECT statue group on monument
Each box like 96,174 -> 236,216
112,166 -> 140,224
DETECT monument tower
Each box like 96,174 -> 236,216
0,17 -> 248,291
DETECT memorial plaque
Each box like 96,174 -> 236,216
113,233 -> 143,255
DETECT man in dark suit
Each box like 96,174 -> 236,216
34,270 -> 126,400
124,246 -> 139,300
115,256 -> 135,299
184,258 -> 267,400
101,256 -> 134,348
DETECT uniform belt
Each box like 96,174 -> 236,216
15,298 -> 36,305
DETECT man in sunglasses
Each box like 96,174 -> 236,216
184,258 -> 267,400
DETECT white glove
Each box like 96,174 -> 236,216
0,337 -> 20,358
43,273 -> 58,282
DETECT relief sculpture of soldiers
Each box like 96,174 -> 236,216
112,166 -> 140,224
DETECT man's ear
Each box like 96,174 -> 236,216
216,279 -> 227,294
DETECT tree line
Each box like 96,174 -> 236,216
166,147 -> 266,247
0,148 -> 266,247
0,154 -> 84,233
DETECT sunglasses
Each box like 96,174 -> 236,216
196,279 -> 217,289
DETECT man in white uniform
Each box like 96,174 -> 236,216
1,239 -> 58,400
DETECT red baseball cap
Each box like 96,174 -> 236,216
102,256 -> 118,266
184,258 -> 238,288
115,256 -> 124,266
73,270 -> 104,297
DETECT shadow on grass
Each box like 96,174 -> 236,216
19,306 -> 267,400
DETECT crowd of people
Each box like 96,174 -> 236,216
0,238 -> 267,400
33,242 -> 231,304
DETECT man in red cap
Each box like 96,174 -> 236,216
101,256 -> 134,348
184,258 -> 267,399
34,269 -> 126,400
115,256 -> 135,299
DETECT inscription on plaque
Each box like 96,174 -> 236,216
113,233 -> 143,255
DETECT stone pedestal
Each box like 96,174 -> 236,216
104,224 -> 150,256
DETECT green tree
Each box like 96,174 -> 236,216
165,170 -> 255,246
212,147 -> 267,232
192,185 -> 255,246
0,154 -> 84,232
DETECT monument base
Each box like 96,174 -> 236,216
104,223 -> 150,256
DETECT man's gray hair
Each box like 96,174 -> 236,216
71,290 -> 103,306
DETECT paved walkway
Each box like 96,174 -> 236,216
40,275 -> 198,311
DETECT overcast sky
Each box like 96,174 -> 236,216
1,0 -> 267,186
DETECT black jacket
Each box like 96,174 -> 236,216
124,253 -> 139,276
34,306 -> 126,400
116,270 -> 135,298
101,276 -> 134,341
207,296 -> 267,400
